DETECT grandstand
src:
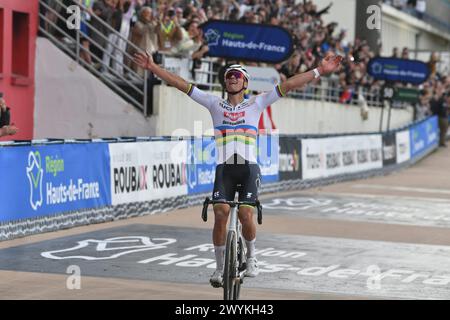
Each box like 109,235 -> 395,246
0,0 -> 447,140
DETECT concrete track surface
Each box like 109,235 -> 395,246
1,147 -> 449,300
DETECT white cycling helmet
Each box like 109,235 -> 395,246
224,64 -> 251,82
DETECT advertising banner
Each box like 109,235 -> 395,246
279,136 -> 302,181
410,116 -> 439,159
393,87 -> 420,103
109,141 -> 188,205
302,138 -> 325,180
302,135 -> 382,180
367,57 -> 430,85
395,130 -> 411,164
257,134 -> 279,183
244,66 -> 281,92
186,134 -> 279,195
382,133 -> 397,166
0,143 -> 111,223
163,56 -> 192,81
187,138 -> 216,195
201,20 -> 293,63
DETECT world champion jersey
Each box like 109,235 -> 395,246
186,84 -> 286,164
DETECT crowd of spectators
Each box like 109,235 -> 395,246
42,0 -> 448,121
383,0 -> 427,20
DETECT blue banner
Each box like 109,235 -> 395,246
257,134 -> 279,183
187,138 -> 216,195
368,57 -> 430,85
0,143 -> 111,223
187,135 -> 279,195
410,116 -> 439,158
201,20 -> 293,63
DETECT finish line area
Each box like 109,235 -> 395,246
1,146 -> 449,300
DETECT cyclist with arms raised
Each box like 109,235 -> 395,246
134,50 -> 342,287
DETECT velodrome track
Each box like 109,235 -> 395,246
0,146 -> 449,300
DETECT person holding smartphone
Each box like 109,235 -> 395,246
157,7 -> 182,52
0,93 -> 19,138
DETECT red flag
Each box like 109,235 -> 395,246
259,105 -> 277,131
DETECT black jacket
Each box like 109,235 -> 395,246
0,107 -> 10,127
431,97 -> 448,118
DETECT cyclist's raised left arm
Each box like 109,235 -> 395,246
279,53 -> 343,95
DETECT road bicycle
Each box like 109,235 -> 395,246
202,197 -> 263,300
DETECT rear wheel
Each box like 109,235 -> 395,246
223,231 -> 237,300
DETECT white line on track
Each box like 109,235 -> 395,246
312,192 -> 450,203
351,184 -> 450,196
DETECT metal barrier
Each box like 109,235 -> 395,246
159,51 -> 387,108
0,116 -> 439,241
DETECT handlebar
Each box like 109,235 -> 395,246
202,197 -> 263,225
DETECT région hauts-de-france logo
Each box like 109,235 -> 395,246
26,151 -> 44,210
204,29 -> 220,46
371,62 -> 383,75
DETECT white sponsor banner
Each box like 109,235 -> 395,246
396,130 -> 411,164
163,56 -> 192,82
244,65 -> 280,92
357,134 -> 383,171
302,135 -> 382,180
302,138 -> 325,180
109,141 -> 188,205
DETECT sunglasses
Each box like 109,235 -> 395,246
225,71 -> 244,80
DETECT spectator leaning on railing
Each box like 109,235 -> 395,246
101,0 -> 133,75
171,20 -> 208,59
0,93 -> 19,138
279,51 -> 301,82
115,0 -> 135,76
91,0 -> 113,62
127,6 -> 159,77
431,87 -> 449,148
384,0 -> 426,19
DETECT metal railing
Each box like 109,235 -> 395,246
382,1 -> 450,33
38,0 -> 149,114
158,52 -> 386,108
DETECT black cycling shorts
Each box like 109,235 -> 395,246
212,156 -> 261,204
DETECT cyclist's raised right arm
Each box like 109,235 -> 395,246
133,51 -> 189,93
133,51 -> 215,109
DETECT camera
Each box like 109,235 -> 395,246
168,9 -> 175,17
152,52 -> 163,65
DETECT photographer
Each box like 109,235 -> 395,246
431,89 -> 449,148
0,93 -> 19,138
157,7 -> 182,52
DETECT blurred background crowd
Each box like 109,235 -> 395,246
41,0 -> 449,120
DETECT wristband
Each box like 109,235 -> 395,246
313,68 -> 321,79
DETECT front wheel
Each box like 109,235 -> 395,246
223,230 -> 237,300
233,235 -> 245,299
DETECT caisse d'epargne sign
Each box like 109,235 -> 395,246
201,20 -> 293,63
